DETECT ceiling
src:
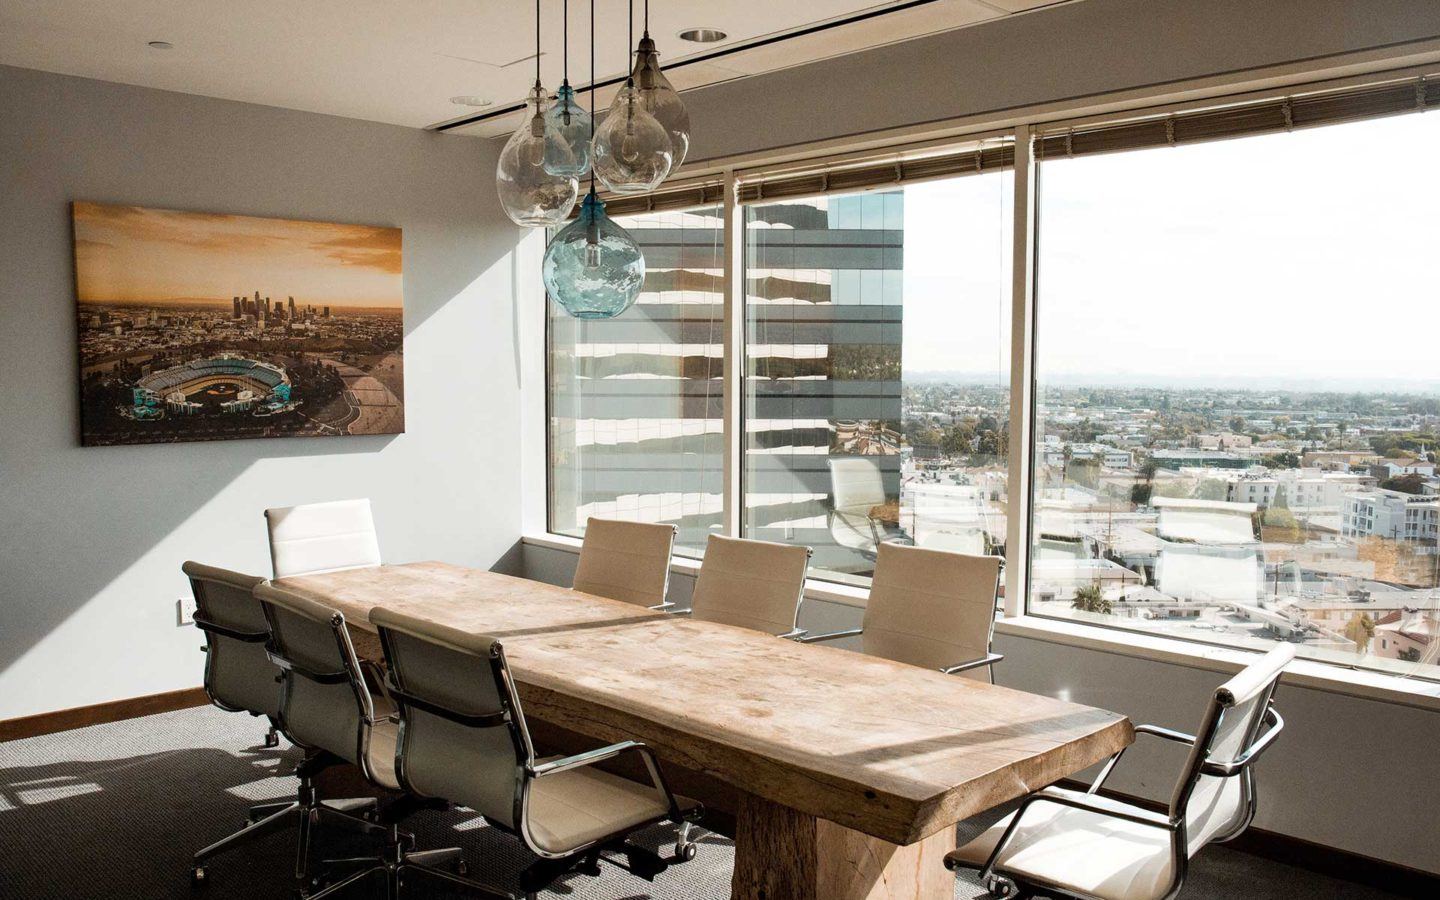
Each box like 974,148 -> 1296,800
0,1 -> 1068,137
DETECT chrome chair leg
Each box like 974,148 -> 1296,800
195,803 -> 298,864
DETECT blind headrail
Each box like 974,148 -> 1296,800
1037,73 -> 1440,161
735,142 -> 1013,204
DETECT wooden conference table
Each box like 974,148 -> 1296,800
276,561 -> 1132,900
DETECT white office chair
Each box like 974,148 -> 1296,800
799,542 -> 1004,682
571,517 -> 677,610
945,644 -> 1294,900
827,457 -> 891,559
683,534 -> 811,638
264,498 -> 382,579
370,606 -> 703,898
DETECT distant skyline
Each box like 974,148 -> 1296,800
901,111 -> 1440,387
73,203 -> 403,308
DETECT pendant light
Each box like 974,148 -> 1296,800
543,0 -> 646,319
591,0 -> 672,194
497,0 -> 578,227
630,0 -> 690,171
543,0 -> 592,176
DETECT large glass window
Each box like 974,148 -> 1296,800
743,173 -> 1012,585
1028,111 -> 1440,678
548,205 -> 724,555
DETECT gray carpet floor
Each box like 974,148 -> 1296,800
0,705 -> 1409,899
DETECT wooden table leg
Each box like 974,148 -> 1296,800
730,791 -> 952,900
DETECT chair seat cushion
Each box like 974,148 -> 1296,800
526,759 -> 672,856
947,790 -> 1177,900
366,719 -> 399,790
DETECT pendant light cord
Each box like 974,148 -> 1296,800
644,0 -> 649,35
534,0 -> 541,85
626,0 -> 634,86
562,0 -> 568,82
589,0 -> 596,192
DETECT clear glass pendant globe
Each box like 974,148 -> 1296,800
592,83 -> 673,195
542,191 -> 646,319
542,82 -> 593,177
497,86 -> 578,227
631,35 -> 691,171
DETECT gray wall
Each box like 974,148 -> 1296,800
0,65 -> 526,720
521,543 -> 1440,874
684,0 -> 1440,164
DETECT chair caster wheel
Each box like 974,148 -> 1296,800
674,841 -> 697,862
456,859 -> 468,876
191,866 -> 207,886
984,874 -> 1018,898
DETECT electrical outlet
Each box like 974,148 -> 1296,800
177,596 -> 197,627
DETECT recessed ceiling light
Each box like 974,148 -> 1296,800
147,40 -> 173,50
677,27 -> 726,44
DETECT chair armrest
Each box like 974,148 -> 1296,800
794,627 -> 863,644
529,741 -> 648,779
1135,723 -> 1197,745
529,740 -> 697,823
941,652 -> 1004,675
1201,705 -> 1284,776
1085,722 -> 1198,793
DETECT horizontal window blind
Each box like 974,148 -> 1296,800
585,179 -> 725,218
736,142 -> 1013,204
1038,74 -> 1440,160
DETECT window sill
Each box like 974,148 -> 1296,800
521,534 -> 1440,713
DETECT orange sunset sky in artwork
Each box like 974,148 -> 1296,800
73,202 -> 402,309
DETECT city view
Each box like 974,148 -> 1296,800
78,297 -> 404,444
898,379 -> 1440,677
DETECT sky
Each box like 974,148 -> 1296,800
901,111 -> 1440,392
73,203 -> 403,308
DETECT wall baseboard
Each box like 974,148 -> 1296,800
1057,778 -> 1440,896
0,687 -> 210,742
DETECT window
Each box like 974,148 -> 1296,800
742,165 -> 1012,586
540,67 -> 1440,685
1029,104 -> 1440,678
548,205 -> 724,556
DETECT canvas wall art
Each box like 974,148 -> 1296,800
73,202 -> 404,446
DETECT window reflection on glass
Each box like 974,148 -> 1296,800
548,206 -> 724,556
743,172 -> 1013,586
1030,112 -> 1440,680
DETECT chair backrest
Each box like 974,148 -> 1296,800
183,561 -> 277,718
1170,643 -> 1293,855
829,457 -> 887,513
571,517 -> 676,607
690,535 -> 810,635
371,607 -> 531,833
264,499 -> 382,579
862,543 -> 1002,681
253,583 -> 373,774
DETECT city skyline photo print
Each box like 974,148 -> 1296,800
72,202 -> 404,446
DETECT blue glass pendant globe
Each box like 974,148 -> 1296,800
542,191 -> 645,319
543,82 -> 593,177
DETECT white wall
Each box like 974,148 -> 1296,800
0,65 -> 527,720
